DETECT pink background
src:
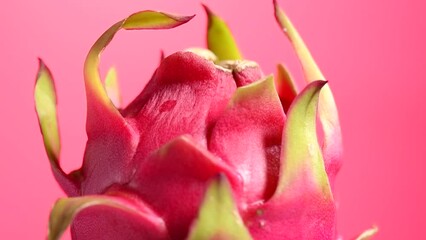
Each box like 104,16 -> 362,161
0,0 -> 424,239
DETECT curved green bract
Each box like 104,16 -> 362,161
354,227 -> 379,240
274,0 -> 323,81
34,60 -> 81,196
276,63 -> 298,112
188,175 -> 252,240
48,195 -> 148,240
230,75 -> 278,105
122,11 -> 193,30
104,67 -> 121,108
84,11 -> 194,135
275,81 -> 332,199
277,64 -> 297,94
203,5 -> 242,61
274,1 -> 342,183
35,59 -> 60,163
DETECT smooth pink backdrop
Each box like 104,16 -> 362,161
1,0 -> 424,239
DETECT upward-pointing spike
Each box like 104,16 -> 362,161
273,0 -> 324,81
34,59 -> 80,196
203,4 -> 243,61
35,59 -> 60,161
275,80 -> 332,200
187,175 -> 253,240
353,227 -> 379,240
274,1 -> 342,184
276,63 -> 298,113
246,81 -> 336,238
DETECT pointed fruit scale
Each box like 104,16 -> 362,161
35,59 -> 60,163
160,50 -> 166,61
229,75 -> 278,105
274,0 -> 342,183
48,194 -> 168,240
273,0 -> 323,82
209,76 -> 285,204
34,59 -> 80,196
245,82 -> 336,239
187,175 -> 253,240
80,12 -> 194,195
130,135 -> 243,240
203,5 -> 242,61
353,227 -> 378,240
122,11 -> 195,30
275,63 -> 298,113
275,80 -> 331,199
246,190 -> 336,240
104,67 -> 121,108
84,11 -> 194,137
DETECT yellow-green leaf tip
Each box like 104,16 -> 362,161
35,58 -> 60,162
104,67 -> 121,108
123,11 -> 195,30
203,4 -> 243,61
276,80 -> 332,199
48,196 -> 145,240
355,226 -> 379,240
274,1 -> 342,184
188,174 -> 252,240
273,0 -> 324,81
230,75 -> 278,107
84,10 -> 195,136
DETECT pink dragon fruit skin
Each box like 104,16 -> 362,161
34,2 -> 377,240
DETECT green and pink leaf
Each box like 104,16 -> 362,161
275,63 -> 298,113
48,194 -> 168,240
245,81 -> 336,239
80,11 -> 195,195
188,175 -> 252,240
35,59 -> 80,196
208,76 -> 285,205
130,135 -> 242,239
204,5 -> 242,61
274,0 -> 342,184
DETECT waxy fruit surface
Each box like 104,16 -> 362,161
35,2 -> 376,240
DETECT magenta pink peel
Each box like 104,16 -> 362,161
34,3 -> 375,240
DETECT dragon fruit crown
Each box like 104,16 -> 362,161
35,1 -> 376,239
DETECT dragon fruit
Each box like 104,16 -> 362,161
35,1 -> 376,239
